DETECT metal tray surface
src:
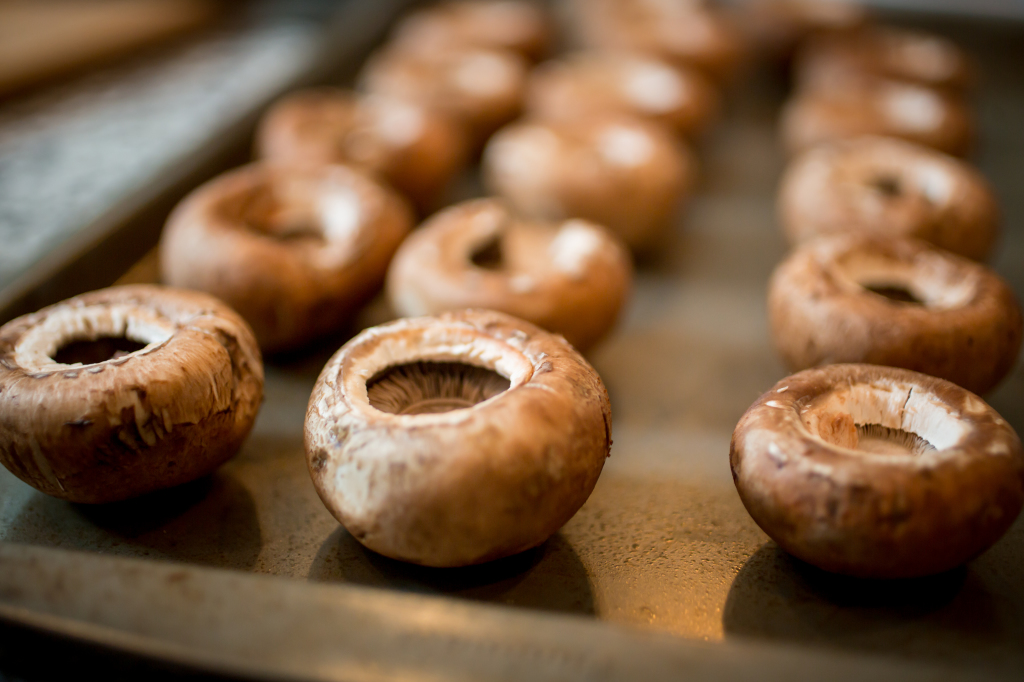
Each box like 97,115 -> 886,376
1,8 -> 1023,681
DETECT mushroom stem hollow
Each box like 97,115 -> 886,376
367,361 -> 511,415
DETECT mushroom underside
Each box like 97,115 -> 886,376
799,381 -> 966,456
233,190 -> 327,242
834,252 -> 973,310
367,360 -> 511,415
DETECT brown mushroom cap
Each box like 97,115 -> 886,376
482,114 -> 694,252
731,364 -> 1024,578
386,198 -> 633,351
768,234 -> 1023,395
796,26 -> 974,94
525,51 -> 721,139
780,76 -> 974,157
160,162 -> 413,354
359,43 -> 528,146
0,285 -> 263,504
562,0 -> 746,82
304,309 -> 612,567
778,136 -> 1000,261
255,88 -> 468,213
389,0 -> 553,62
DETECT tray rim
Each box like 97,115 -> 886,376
0,0 -> 413,326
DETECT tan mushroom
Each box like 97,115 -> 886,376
796,26 -> 974,94
767,234 -> 1023,395
0,285 -> 263,504
780,76 -> 974,157
304,309 -> 612,567
256,88 -> 468,213
160,162 -> 413,354
731,364 -> 1024,578
482,114 -> 695,252
561,0 -> 746,82
389,0 -> 553,62
778,136 -> 999,261
525,51 -> 721,139
359,43 -> 528,147
386,198 -> 632,351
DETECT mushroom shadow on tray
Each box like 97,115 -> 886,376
721,542 -> 1023,669
4,472 -> 262,571
307,525 -> 596,616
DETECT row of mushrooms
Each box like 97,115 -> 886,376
0,0 -> 1022,577
733,15 -> 1024,577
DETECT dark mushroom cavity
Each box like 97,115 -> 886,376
52,336 -> 147,365
862,283 -> 924,305
870,174 -> 902,197
367,361 -> 511,415
470,233 -> 505,270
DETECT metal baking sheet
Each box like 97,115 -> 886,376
1,6 -> 1023,680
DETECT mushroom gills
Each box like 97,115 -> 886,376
53,336 -> 147,365
470,234 -> 504,270
854,423 -> 936,455
367,361 -> 511,415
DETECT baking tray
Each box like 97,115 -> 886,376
1,5 -> 1023,680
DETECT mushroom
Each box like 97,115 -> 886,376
359,42 -> 529,147
731,364 -> 1024,578
561,0 -> 746,83
780,75 -> 974,156
304,309 -> 612,567
256,88 -> 468,213
0,285 -> 263,504
482,113 -> 695,252
525,51 -> 721,139
389,0 -> 553,62
767,234 -> 1023,395
778,136 -> 1000,261
386,198 -> 633,351
795,26 -> 974,94
160,162 -> 413,354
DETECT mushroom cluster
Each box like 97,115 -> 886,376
736,1 -> 1024,577
780,24 -> 976,155
3,0 -> 1019,591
